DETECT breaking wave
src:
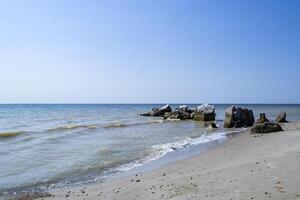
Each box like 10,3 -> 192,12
115,131 -> 227,172
102,120 -> 164,128
0,131 -> 25,139
48,120 -> 164,131
47,125 -> 98,131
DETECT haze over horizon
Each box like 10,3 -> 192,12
0,0 -> 299,104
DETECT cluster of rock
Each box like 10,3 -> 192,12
140,104 -> 216,121
250,112 -> 286,134
139,104 -> 172,117
139,104 -> 288,134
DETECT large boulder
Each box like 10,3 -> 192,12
193,104 -> 216,121
140,104 -> 172,117
224,106 -> 254,128
251,122 -> 283,134
275,112 -> 287,123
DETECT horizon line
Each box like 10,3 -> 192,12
0,103 -> 299,105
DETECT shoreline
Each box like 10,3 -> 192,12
38,122 -> 300,200
2,124 -> 241,198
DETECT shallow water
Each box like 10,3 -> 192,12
0,104 -> 299,193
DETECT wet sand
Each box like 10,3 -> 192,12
43,122 -> 300,200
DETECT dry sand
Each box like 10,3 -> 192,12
43,122 -> 300,200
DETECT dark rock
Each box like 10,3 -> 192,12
177,105 -> 188,112
193,104 -> 216,121
251,122 -> 283,134
275,112 -> 287,123
166,109 -> 191,120
224,106 -> 254,128
176,105 -> 194,114
256,113 -> 269,123
140,104 -> 172,117
177,110 -> 191,120
163,112 -> 171,119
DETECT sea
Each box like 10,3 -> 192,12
1,104 -> 300,194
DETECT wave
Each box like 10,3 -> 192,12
47,125 -> 98,131
101,120 -> 164,128
0,131 -> 25,139
115,131 -> 227,172
47,120 -> 164,132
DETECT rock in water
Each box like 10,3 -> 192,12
275,112 -> 287,123
193,104 -> 216,121
251,122 -> 283,134
140,104 -> 172,117
165,110 -> 191,120
177,105 -> 188,112
224,106 -> 254,128
160,104 -> 172,112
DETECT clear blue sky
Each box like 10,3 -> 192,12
0,0 -> 299,103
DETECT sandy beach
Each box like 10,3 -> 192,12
41,122 -> 300,200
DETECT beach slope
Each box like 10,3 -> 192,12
45,123 -> 300,200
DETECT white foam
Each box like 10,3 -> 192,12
115,132 -> 227,172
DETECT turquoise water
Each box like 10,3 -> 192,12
0,104 -> 299,193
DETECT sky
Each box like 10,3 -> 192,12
0,0 -> 299,104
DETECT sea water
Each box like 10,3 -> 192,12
0,104 -> 300,193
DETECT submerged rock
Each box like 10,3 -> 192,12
224,106 -> 254,128
251,122 -> 283,134
140,104 -> 172,117
275,112 -> 287,123
196,121 -> 217,132
193,104 -> 216,121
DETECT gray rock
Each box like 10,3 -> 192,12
161,104 -> 172,112
196,104 -> 215,114
163,112 -> 171,119
177,105 -> 188,112
275,112 -> 287,123
251,122 -> 283,134
224,106 -> 254,128
193,104 -> 216,121
165,109 -> 191,120
140,104 -> 172,117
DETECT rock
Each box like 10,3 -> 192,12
177,105 -> 194,114
196,122 -> 217,132
257,113 -> 269,123
177,105 -> 188,112
193,104 -> 216,121
163,112 -> 171,119
224,106 -> 254,128
196,121 -> 217,128
165,109 -> 191,120
275,112 -> 287,123
177,109 -> 191,120
196,104 -> 215,113
161,104 -> 172,112
251,122 -> 283,134
140,104 -> 172,117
